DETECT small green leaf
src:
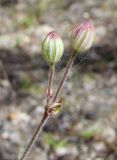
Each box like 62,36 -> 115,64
81,128 -> 99,140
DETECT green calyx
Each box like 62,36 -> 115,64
42,31 -> 64,65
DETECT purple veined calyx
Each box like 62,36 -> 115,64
72,21 -> 95,53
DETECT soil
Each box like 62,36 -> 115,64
0,0 -> 117,160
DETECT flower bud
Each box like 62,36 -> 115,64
42,31 -> 64,65
72,21 -> 95,53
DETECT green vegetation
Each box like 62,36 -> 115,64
19,75 -> 43,95
44,133 -> 67,149
81,128 -> 100,140
19,15 -> 36,28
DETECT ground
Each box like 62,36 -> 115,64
0,0 -> 117,160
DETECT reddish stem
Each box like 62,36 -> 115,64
52,50 -> 76,103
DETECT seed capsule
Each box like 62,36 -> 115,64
42,31 -> 64,65
72,21 -> 95,53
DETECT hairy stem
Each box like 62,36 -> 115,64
52,50 -> 76,103
47,65 -> 55,104
19,66 -> 55,160
19,50 -> 77,160
19,111 -> 50,160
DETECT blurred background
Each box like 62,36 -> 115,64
0,0 -> 117,160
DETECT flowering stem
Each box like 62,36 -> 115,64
47,65 -> 55,104
19,111 -> 50,160
19,50 -> 77,160
52,50 -> 76,103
